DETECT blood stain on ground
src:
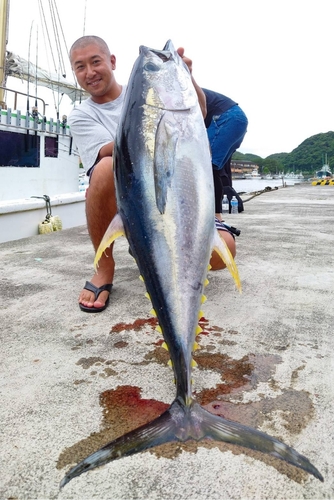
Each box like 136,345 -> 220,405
57,386 -> 169,470
76,357 -> 106,369
59,316 -> 314,482
113,341 -> 128,348
111,317 -> 158,333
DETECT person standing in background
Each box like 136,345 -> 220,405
203,88 -> 248,219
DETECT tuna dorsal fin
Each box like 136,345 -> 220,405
94,213 -> 125,270
162,39 -> 174,52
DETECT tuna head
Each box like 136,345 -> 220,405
127,39 -> 198,115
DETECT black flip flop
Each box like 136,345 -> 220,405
79,281 -> 113,313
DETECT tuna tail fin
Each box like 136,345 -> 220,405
60,401 -> 182,488
196,402 -> 324,482
60,399 -> 323,488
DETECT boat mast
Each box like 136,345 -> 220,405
0,0 -> 9,107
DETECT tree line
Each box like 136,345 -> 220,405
233,131 -> 334,175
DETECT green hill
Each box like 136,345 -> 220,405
233,131 -> 334,175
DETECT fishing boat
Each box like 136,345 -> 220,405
311,154 -> 332,180
0,0 -> 87,244
284,172 -> 304,180
244,169 -> 261,179
308,154 -> 332,182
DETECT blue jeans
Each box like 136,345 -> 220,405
207,105 -> 248,170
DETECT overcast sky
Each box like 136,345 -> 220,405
5,0 -> 334,160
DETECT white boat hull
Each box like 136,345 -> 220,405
0,192 -> 86,243
0,99 -> 87,243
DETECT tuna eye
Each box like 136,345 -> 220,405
144,62 -> 160,72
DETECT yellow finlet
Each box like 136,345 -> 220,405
186,395 -> 193,405
196,325 -> 203,334
161,342 -> 169,351
156,325 -> 162,333
192,341 -> 200,351
198,310 -> 204,319
139,275 -> 144,282
145,292 -> 151,300
201,295 -> 207,304
191,359 -> 198,368
167,360 -> 173,367
150,309 -> 157,317
204,278 -> 209,287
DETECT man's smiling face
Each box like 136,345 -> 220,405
71,43 -> 117,103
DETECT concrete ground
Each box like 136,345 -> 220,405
1,183 -> 333,500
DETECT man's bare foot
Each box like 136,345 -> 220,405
79,251 -> 115,312
79,273 -> 113,310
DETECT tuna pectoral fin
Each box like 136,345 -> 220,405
212,230 -> 241,292
94,213 -> 125,270
60,400 -> 323,488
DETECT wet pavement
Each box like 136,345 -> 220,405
1,183 -> 333,499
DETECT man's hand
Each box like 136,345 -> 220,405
177,47 -> 206,118
177,47 -> 192,73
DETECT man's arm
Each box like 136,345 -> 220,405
177,47 -> 207,119
98,142 -> 114,160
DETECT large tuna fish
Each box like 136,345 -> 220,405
60,41 -> 322,487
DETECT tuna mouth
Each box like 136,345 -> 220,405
150,51 -> 170,62
146,103 -> 191,112
140,44 -> 173,63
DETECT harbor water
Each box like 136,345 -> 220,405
232,177 -> 306,194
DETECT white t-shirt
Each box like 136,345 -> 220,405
68,85 -> 127,170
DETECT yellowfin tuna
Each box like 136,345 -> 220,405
60,40 -> 322,487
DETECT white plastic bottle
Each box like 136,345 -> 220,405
231,196 -> 238,214
79,176 -> 89,193
222,194 -> 229,214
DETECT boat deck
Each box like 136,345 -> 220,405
1,183 -> 333,499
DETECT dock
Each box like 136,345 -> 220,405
1,182 -> 333,499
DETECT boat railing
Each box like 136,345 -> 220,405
0,86 -> 47,114
0,86 -> 71,137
